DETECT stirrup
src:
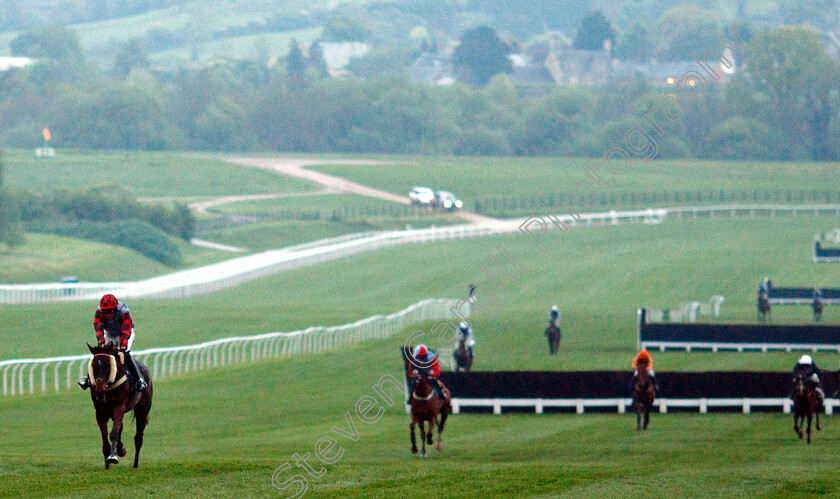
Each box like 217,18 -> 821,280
78,376 -> 90,390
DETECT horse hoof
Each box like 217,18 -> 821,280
411,447 -> 418,454
436,443 -> 443,451
106,455 -> 119,464
117,447 -> 127,458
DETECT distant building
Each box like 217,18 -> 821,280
544,39 -> 612,85
409,52 -> 455,85
0,56 -> 33,71
823,31 -> 840,60
508,38 -> 613,87
613,49 -> 736,86
318,42 -> 370,77
508,54 -> 553,86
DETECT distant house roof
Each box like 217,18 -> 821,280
410,52 -> 454,85
509,65 -> 553,86
545,45 -> 612,85
613,55 -> 735,85
0,56 -> 33,71
318,42 -> 370,73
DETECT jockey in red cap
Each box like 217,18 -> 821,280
78,294 -> 147,392
408,344 -> 446,401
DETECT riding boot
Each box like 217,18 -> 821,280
124,352 -> 147,392
432,378 -> 445,399
77,376 -> 91,390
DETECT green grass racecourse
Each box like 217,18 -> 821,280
3,215 -> 840,367
2,150 -> 315,196
0,233 -> 228,284
3,326 -> 840,497
3,154 -> 840,496
312,157 -> 840,205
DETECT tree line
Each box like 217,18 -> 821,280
1,25 -> 839,161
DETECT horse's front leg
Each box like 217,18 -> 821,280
409,421 -> 418,454
807,414 -> 812,444
644,408 -> 650,430
794,413 -> 803,438
436,410 -> 448,451
116,424 -> 126,458
635,404 -> 641,431
107,408 -> 125,464
96,412 -> 111,468
418,420 -> 427,458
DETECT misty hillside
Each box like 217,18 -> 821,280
2,0 -> 837,69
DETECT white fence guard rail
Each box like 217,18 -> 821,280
0,298 -> 467,397
3,204 -> 839,305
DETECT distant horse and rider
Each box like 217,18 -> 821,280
813,289 -> 824,322
407,345 -> 450,457
545,305 -> 561,355
453,322 -> 474,372
632,349 -> 657,431
757,291 -> 771,323
791,355 -> 823,444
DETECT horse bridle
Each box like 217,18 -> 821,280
89,352 -> 128,391
411,371 -> 435,401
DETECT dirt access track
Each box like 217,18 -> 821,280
222,157 -> 497,224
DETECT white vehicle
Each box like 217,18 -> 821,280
409,186 -> 436,206
435,191 -> 463,211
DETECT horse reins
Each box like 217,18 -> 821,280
411,374 -> 436,401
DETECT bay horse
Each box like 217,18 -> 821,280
545,323 -> 560,355
757,293 -> 771,323
632,366 -> 655,431
813,299 -> 823,322
409,369 -> 450,457
454,338 -> 472,372
792,371 -> 821,444
87,343 -> 153,468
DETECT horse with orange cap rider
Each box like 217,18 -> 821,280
632,349 -> 658,391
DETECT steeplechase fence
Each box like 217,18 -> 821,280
637,308 -> 840,353
431,370 -> 840,415
0,298 -> 467,397
815,242 -> 840,262
766,284 -> 840,305
814,229 -> 840,262
646,295 -> 725,323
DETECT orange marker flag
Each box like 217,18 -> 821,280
43,128 -> 51,141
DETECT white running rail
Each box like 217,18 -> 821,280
0,298 -> 467,397
3,204 -> 839,304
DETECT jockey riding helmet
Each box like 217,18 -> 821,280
100,294 -> 118,310
414,344 -> 428,357
638,349 -> 651,360
800,355 -> 813,365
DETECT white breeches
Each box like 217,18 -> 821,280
102,330 -> 134,351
